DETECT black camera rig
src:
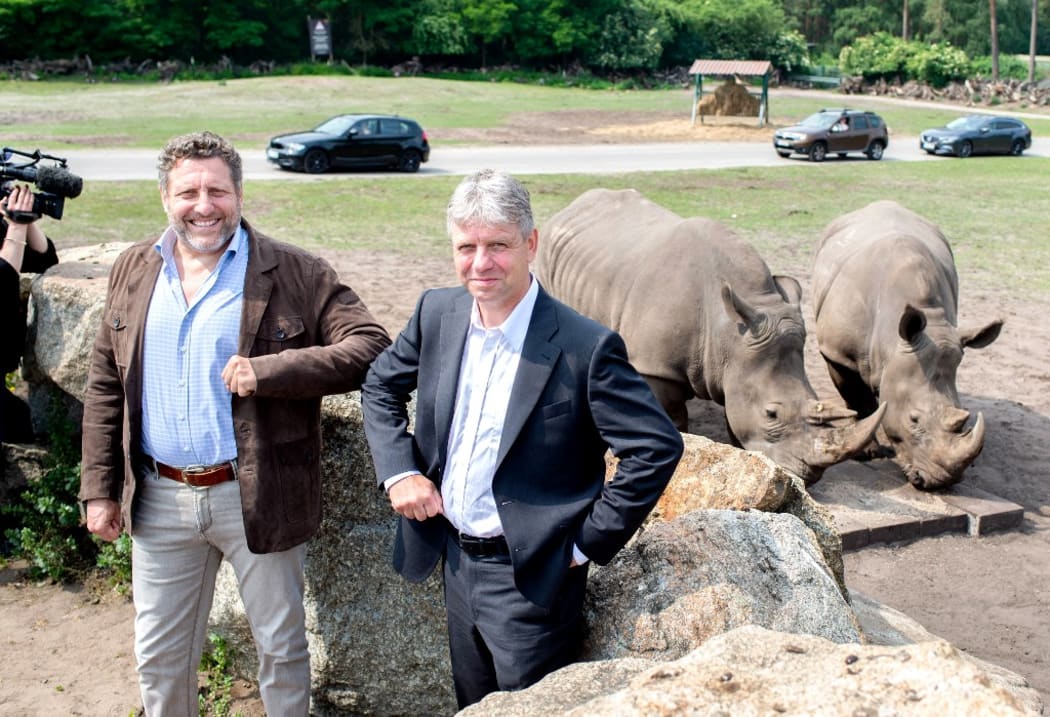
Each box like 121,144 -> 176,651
0,147 -> 83,222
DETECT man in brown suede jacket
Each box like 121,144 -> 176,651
79,131 -> 389,716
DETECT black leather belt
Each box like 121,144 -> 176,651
447,524 -> 510,558
155,460 -> 237,488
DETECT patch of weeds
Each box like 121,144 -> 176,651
95,533 -> 133,594
1,402 -> 95,581
199,632 -> 240,717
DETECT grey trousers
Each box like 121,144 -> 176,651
131,468 -> 310,716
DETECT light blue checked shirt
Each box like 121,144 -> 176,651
139,225 -> 248,467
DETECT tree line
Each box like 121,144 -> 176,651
0,0 -> 1046,76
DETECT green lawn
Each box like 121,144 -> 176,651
7,75 -> 1049,149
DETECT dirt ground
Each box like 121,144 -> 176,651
2,102 -> 1049,715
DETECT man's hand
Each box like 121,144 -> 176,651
389,473 -> 444,521
221,355 -> 258,397
85,498 -> 122,542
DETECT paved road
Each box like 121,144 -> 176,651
60,136 -> 1049,182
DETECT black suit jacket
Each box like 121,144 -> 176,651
361,284 -> 683,610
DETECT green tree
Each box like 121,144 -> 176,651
461,0 -> 515,67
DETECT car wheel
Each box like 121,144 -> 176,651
776,151 -> 791,158
1010,139 -> 1025,156
304,149 -> 330,174
809,142 -> 827,162
957,141 -> 973,158
866,140 -> 885,161
398,150 -> 422,173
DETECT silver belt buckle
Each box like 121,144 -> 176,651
182,464 -> 208,476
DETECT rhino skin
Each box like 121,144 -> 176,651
811,200 -> 1003,490
535,188 -> 883,485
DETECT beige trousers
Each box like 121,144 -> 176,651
131,468 -> 310,716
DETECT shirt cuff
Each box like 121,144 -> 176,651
571,544 -> 591,565
382,471 -> 419,493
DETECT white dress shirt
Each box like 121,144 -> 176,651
442,278 -> 539,537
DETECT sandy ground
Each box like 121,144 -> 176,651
3,101 -> 1049,715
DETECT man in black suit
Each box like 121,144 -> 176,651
361,169 -> 683,708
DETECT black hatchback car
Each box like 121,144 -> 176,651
919,115 -> 1032,157
267,114 -> 430,173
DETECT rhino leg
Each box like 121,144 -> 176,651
823,356 -> 879,418
644,375 -> 690,431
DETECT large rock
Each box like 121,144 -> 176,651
210,394 -> 456,717
462,625 -> 1041,716
25,243 -> 131,401
582,510 -> 862,663
631,432 -> 847,597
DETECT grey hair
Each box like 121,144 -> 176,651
157,131 -> 243,194
446,169 -> 534,239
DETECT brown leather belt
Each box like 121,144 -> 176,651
155,460 -> 237,488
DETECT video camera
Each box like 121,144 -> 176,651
0,147 -> 83,222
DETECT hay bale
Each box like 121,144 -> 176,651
698,77 -> 760,117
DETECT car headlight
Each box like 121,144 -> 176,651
284,142 -> 307,154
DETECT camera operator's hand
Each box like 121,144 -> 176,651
1,184 -> 48,267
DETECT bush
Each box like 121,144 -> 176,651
2,407 -> 93,581
905,43 -> 971,87
970,54 -> 1029,81
839,32 -> 911,79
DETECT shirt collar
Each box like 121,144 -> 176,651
469,274 -> 539,352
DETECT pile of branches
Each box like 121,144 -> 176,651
0,55 -> 278,82
841,75 -> 1050,107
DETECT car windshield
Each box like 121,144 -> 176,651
314,116 -> 356,135
799,112 -> 841,129
945,116 -> 985,131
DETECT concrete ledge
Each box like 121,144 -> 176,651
807,459 -> 1024,550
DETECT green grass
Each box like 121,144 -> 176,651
5,75 -> 1049,148
45,157 -> 1050,300
0,75 -> 693,149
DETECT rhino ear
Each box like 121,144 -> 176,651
961,318 -> 1003,349
898,304 -> 927,343
773,275 -> 803,305
721,281 -> 760,331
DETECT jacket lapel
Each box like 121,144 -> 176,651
238,221 -> 277,355
497,289 -> 560,467
434,292 -> 472,469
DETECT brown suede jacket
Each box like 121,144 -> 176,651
79,220 -> 391,553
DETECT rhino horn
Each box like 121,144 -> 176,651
806,403 -> 887,477
804,399 -> 857,425
947,410 -> 986,468
942,406 -> 971,433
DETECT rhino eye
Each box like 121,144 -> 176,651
765,405 -> 779,420
909,410 -> 921,424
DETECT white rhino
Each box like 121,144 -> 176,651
535,188 -> 883,485
812,200 -> 1003,489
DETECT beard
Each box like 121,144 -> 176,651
169,210 -> 242,254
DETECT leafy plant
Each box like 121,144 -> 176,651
1,402 -> 94,581
95,533 -> 133,593
198,632 -> 238,717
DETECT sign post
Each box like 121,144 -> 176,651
308,18 -> 333,63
